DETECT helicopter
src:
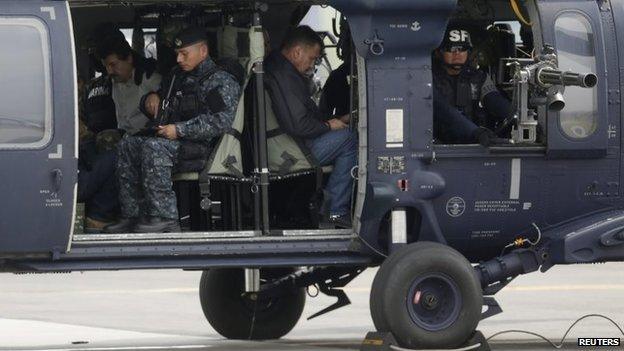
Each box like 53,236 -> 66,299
0,0 -> 622,348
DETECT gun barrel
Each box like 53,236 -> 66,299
537,68 -> 597,88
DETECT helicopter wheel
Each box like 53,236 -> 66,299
370,242 -> 482,349
199,268 -> 305,340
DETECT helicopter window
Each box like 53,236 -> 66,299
120,28 -> 158,59
554,13 -> 598,139
0,18 -> 52,148
492,21 -> 522,43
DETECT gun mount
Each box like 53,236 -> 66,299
504,46 -> 597,143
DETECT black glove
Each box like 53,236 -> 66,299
472,127 -> 510,147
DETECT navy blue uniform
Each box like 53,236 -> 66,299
433,61 -> 511,144
117,58 -> 241,220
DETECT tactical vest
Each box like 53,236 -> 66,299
433,65 -> 488,127
169,59 -> 244,173
84,75 -> 117,133
168,58 -> 244,125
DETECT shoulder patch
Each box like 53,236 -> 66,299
206,87 -> 226,113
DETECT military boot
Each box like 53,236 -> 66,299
327,214 -> 352,229
103,218 -> 139,234
134,217 -> 181,233
85,217 -> 114,234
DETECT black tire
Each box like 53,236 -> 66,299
370,242 -> 482,349
369,245 -> 402,332
199,268 -> 306,340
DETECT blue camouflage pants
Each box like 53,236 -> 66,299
117,134 -> 180,220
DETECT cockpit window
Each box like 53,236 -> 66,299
0,18 -> 52,148
554,12 -> 597,139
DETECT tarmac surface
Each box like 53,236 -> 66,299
0,264 -> 622,350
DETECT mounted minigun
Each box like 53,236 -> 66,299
502,45 -> 597,143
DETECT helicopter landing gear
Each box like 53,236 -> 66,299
199,268 -> 306,340
370,242 -> 483,349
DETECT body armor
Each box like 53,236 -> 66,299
84,75 -> 117,133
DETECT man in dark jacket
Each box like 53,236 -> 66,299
433,27 -> 511,145
104,27 -> 241,233
265,26 -> 356,227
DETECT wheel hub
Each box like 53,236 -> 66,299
406,273 -> 462,332
421,292 -> 439,310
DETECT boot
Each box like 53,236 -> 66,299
134,217 -> 181,233
327,214 -> 352,229
84,217 -> 114,234
103,217 -> 138,234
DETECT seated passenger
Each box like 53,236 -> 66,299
82,23 -> 130,134
78,27 -> 162,233
104,27 -> 241,233
433,27 -> 511,145
96,35 -> 162,135
265,26 -> 357,228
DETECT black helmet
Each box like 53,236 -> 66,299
439,27 -> 473,52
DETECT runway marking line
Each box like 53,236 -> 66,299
7,345 -> 211,351
1,288 -> 199,295
343,284 -> 624,292
6,284 -> 624,295
504,284 -> 624,291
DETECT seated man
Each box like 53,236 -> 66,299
104,27 -> 241,233
78,27 -> 162,232
96,34 -> 162,135
265,26 -> 357,228
433,27 -> 511,145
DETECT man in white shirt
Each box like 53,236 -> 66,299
79,35 -> 162,232
96,36 -> 162,134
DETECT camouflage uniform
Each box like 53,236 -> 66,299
117,58 -> 241,220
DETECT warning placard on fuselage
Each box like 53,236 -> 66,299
474,200 -> 520,213
385,109 -> 404,148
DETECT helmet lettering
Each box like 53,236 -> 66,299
449,29 -> 469,43
449,30 -> 461,42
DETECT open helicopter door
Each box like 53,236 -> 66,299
0,1 -> 76,255
535,1 -> 611,158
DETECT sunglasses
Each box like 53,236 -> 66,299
443,46 -> 469,53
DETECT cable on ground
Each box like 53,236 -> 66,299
487,314 -> 624,349
382,314 -> 623,351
